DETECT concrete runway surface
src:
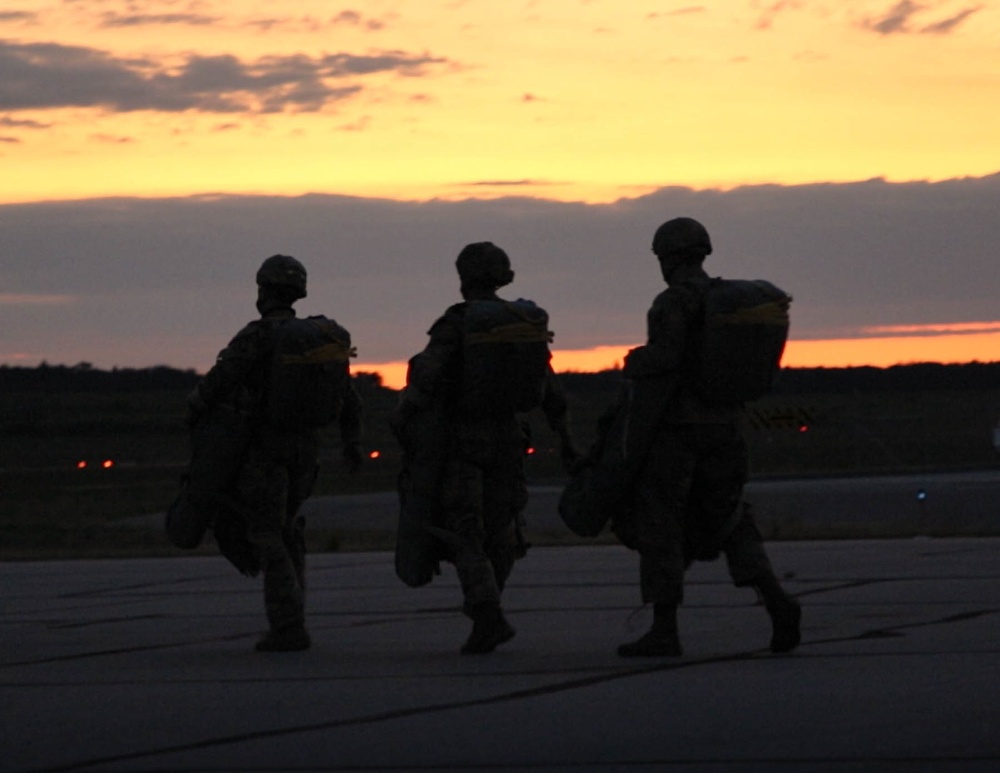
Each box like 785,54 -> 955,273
2,536 -> 998,772
296,470 -> 1000,539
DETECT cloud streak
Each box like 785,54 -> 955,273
0,293 -> 76,306
862,1 -> 983,35
0,39 -> 450,114
97,13 -> 221,29
863,321 -> 1000,336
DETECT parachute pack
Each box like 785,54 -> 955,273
165,404 -> 252,555
264,315 -> 356,429
462,299 -> 553,414
695,278 -> 791,404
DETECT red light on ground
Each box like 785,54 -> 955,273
525,447 -> 536,456
798,425 -> 809,433
76,460 -> 88,470
102,459 -> 115,468
368,450 -> 381,460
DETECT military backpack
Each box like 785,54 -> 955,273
695,278 -> 791,404
263,315 -> 355,429
462,298 -> 553,414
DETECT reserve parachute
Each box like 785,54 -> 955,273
695,279 -> 791,404
462,299 -> 553,413
264,315 -> 356,429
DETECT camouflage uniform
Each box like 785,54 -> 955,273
195,303 -> 362,643
624,276 -> 775,606
614,217 -> 799,658
404,301 -> 570,615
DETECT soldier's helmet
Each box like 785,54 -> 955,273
455,241 -> 514,289
652,217 -> 713,259
256,254 -> 307,299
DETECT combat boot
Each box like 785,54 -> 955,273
617,603 -> 682,658
767,596 -> 801,653
461,603 -> 516,654
753,574 -> 802,653
255,626 -> 311,652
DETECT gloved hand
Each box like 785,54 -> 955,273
389,393 -> 420,441
559,435 -> 582,472
342,441 -> 363,473
185,389 -> 206,428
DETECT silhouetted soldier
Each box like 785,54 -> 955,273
393,242 -> 578,654
186,255 -> 362,652
617,218 -> 801,657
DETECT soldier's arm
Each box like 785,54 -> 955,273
540,366 -> 570,432
398,309 -> 463,412
622,285 -> 699,379
541,367 -> 581,466
339,379 -> 363,444
188,323 -> 261,415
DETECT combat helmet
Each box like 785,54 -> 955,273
652,217 -> 713,259
455,242 -> 514,290
256,254 -> 307,299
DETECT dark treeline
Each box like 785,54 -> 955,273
544,361 -> 1000,395
560,362 -> 1000,395
773,362 -> 1000,394
0,363 -> 386,394
0,363 -> 202,393
2,360 -> 999,395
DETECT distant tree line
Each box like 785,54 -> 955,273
1,360 -> 998,395
0,363 -> 202,393
549,361 -> 1000,395
773,362 -> 1000,394
0,362 -> 386,394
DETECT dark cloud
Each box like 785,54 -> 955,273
865,1 -> 926,34
919,5 -> 983,34
0,11 -> 37,23
753,1 -> 804,31
862,1 -> 982,35
319,51 -> 445,77
2,174 -> 998,370
89,133 -> 133,143
0,39 -> 449,113
466,179 -> 542,187
331,10 -> 385,30
0,115 -> 49,128
244,12 -> 387,34
97,13 -> 220,28
333,11 -> 363,25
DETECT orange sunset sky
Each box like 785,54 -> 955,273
2,1 -> 999,383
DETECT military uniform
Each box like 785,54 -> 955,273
403,301 -> 569,615
615,217 -> 800,657
193,278 -> 362,651
624,276 -> 775,606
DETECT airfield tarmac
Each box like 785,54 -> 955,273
2,472 -> 999,772
297,469 -> 1000,540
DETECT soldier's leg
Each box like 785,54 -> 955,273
239,449 -> 308,651
442,456 -> 500,611
482,437 -> 529,594
442,453 -> 518,654
722,505 -> 801,654
696,428 -> 800,653
284,455 -> 318,594
619,429 -> 691,657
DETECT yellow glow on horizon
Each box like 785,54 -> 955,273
357,332 -> 1000,390
2,1 -> 999,205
